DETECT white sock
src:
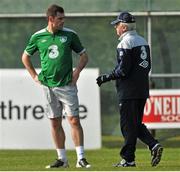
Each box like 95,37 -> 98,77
56,149 -> 67,162
75,146 -> 84,161
152,143 -> 159,150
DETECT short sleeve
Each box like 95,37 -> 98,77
24,35 -> 38,56
71,32 -> 85,54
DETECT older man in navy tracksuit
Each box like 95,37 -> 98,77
96,12 -> 163,167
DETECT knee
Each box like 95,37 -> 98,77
69,117 -> 81,128
50,118 -> 61,130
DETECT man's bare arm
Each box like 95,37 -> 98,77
22,52 -> 41,84
72,52 -> 88,84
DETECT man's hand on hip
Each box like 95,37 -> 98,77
33,75 -> 41,85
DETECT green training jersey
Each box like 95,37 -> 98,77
24,27 -> 85,87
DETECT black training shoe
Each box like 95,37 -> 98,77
113,159 -> 136,167
76,158 -> 91,168
45,159 -> 69,168
151,144 -> 163,167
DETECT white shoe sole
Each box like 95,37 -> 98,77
45,163 -> 69,168
76,163 -> 91,168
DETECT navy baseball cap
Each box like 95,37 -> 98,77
111,12 -> 135,25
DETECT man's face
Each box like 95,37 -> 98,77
114,22 -> 127,36
49,12 -> 65,31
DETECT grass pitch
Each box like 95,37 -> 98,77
0,136 -> 180,171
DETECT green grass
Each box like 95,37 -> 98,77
0,136 -> 180,171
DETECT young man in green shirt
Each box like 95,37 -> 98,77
22,4 -> 91,168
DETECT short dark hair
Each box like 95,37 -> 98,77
46,4 -> 64,18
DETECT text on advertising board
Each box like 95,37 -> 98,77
143,94 -> 180,122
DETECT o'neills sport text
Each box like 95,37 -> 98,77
143,95 -> 180,122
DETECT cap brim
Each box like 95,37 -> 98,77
110,19 -> 120,25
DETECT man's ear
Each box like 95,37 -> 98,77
122,25 -> 128,32
48,16 -> 54,22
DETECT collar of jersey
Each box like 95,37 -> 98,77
45,27 -> 63,35
118,30 -> 137,41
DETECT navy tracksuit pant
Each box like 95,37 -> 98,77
119,99 -> 158,162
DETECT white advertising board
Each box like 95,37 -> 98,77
0,69 -> 101,149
